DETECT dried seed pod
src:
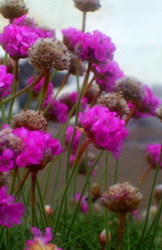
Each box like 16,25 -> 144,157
73,0 -> 101,12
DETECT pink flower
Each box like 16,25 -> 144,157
0,65 -> 13,101
65,126 -> 81,154
27,76 -> 53,98
0,186 -> 25,227
146,144 -> 162,168
75,30 -> 116,64
75,193 -> 89,213
0,24 -> 38,59
62,27 -> 82,51
44,97 -> 69,124
13,15 -> 36,29
25,227 -> 56,250
93,61 -> 124,92
79,106 -> 128,159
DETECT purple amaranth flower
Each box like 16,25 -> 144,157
75,30 -> 116,64
0,24 -> 38,59
93,60 -> 124,92
62,27 -> 82,52
146,144 -> 162,168
0,65 -> 13,101
27,76 -> 53,98
43,97 -> 69,124
59,91 -> 88,114
65,125 -> 81,154
0,186 -> 25,227
14,14 -> 56,38
75,193 -> 89,213
25,227 -> 56,250
79,106 -> 128,159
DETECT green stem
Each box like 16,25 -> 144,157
4,52 -> 8,66
1,105 -> 6,125
31,171 -> 37,227
10,167 -> 18,194
50,69 -> 57,81
139,146 -> 162,247
114,159 -> 119,184
6,228 -> 10,250
105,152 -> 110,250
66,151 -> 104,237
39,70 -> 50,111
82,11 -> 87,32
43,162 -> 53,200
52,155 -> 63,206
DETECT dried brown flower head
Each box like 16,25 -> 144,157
28,38 -> 70,71
73,0 -> 101,12
115,76 -> 144,103
156,107 -> 162,121
11,110 -> 47,131
0,0 -> 28,21
98,92 -> 130,116
101,182 -> 143,213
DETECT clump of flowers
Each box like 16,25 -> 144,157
75,30 -> 116,64
93,60 -> 124,92
146,144 -> 162,169
0,65 -> 13,101
79,106 -> 128,158
43,97 -> 69,124
25,227 -> 56,250
0,24 -> 38,59
0,0 -> 28,21
27,76 -> 53,98
73,0 -> 101,12
0,185 -> 25,227
98,93 -> 129,117
28,37 -> 71,71
62,27 -> 82,52
11,110 -> 47,131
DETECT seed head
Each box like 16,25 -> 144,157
11,110 -> 47,131
0,0 -> 28,21
73,0 -> 101,12
28,37 -> 71,71
156,107 -> 162,121
154,184 -> 162,203
98,93 -> 130,116
101,182 -> 143,213
115,76 -> 145,103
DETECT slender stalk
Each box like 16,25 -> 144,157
43,162 -> 53,200
6,228 -> 10,250
53,139 -> 91,238
39,70 -> 50,111
50,69 -> 57,81
105,152 -> 110,250
66,151 -> 104,237
1,105 -> 6,125
10,167 -> 18,194
138,165 -> 152,187
124,106 -> 136,126
114,159 -> 119,184
0,72 -> 44,105
4,52 -> 8,66
15,169 -> 30,197
20,224 -> 25,249
31,171 -> 37,227
76,57 -> 80,93
83,75 -> 95,96
139,146 -> 162,247
82,12 -> 87,32
117,213 -> 127,248
52,155 -> 63,206
90,88 -> 102,107
43,72 -> 70,115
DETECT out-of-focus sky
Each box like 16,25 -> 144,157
1,0 -> 162,86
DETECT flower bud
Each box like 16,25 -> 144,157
45,205 -> 52,216
11,110 -> 47,131
0,0 -> 28,21
101,182 -> 143,213
154,184 -> 162,204
73,0 -> 101,12
28,38 -> 70,71
99,229 -> 111,249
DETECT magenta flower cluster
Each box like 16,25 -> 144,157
0,125 -> 62,172
0,24 -> 38,58
65,125 -> 81,154
0,186 -> 25,227
25,227 -> 56,250
75,30 -> 116,64
62,27 -> 82,51
93,60 -> 124,92
147,144 -> 162,167
79,106 -> 128,158
0,65 -> 13,101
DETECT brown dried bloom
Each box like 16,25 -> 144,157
115,76 -> 145,103
0,171 -> 11,188
154,184 -> 162,204
101,182 -> 143,213
73,0 -> 101,12
28,38 -> 70,71
69,53 -> 86,76
0,57 -> 14,73
0,0 -> 28,21
91,183 -> 101,202
11,110 -> 47,131
156,107 -> 162,121
98,92 -> 130,116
